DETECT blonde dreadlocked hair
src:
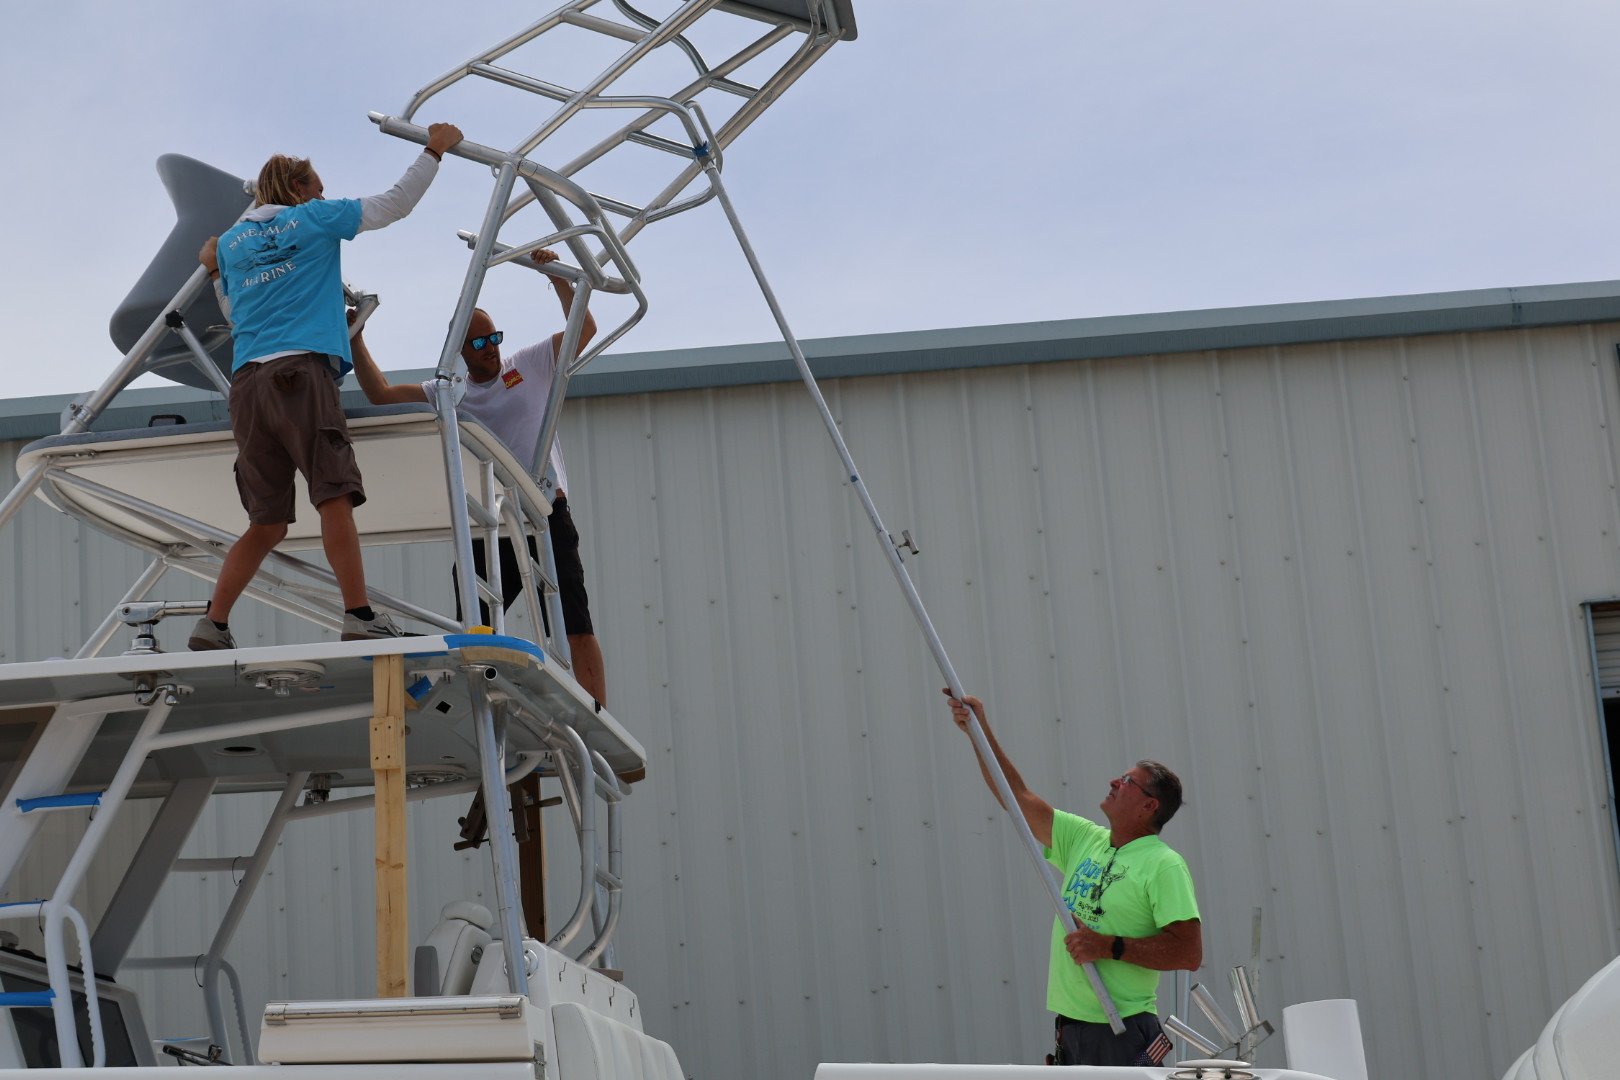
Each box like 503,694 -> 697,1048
253,155 -> 316,208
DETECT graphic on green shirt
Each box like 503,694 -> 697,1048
1043,809 -> 1200,1024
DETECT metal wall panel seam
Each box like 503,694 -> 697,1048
606,392 -> 676,1030
1145,356 -> 1209,918
846,375 -> 921,1052
1456,334 -> 1552,1060
891,374 -> 962,1056
953,371 -> 994,1062
638,390 -> 695,1042
625,393 -> 690,1036
1576,323 -> 1620,922
1082,366 -> 1134,796
744,386 -> 811,1069
766,385 -> 829,1058
1331,342 -> 1436,1075
1517,331 -> 1619,967
957,369 -> 1027,1056
1373,336 -> 1491,1077
1209,350 -> 1287,1016
1020,362 -> 1071,1046
702,387 -> 762,1079
1579,324 -> 1620,585
821,377 -> 896,1061
1268,347 -> 1358,986
660,389 -> 739,1070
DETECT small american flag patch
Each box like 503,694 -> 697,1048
502,369 -> 524,388
1131,1031 -> 1174,1066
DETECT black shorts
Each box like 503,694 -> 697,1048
454,494 -> 594,636
1055,1011 -> 1164,1067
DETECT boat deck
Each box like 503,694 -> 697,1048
0,634 -> 644,795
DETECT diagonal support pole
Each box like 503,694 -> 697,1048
699,156 -> 1126,1033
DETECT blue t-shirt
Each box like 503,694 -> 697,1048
218,199 -> 363,377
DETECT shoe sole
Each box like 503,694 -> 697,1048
187,637 -> 232,651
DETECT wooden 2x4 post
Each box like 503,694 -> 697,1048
371,653 -> 409,997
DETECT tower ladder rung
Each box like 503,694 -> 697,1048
468,63 -> 573,105
557,8 -> 648,42
708,76 -> 759,98
592,194 -> 645,220
468,62 -> 717,162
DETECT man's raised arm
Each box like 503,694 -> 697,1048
349,317 -> 429,407
945,690 -> 1055,847
533,249 -> 597,357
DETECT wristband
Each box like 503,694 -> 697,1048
1111,936 -> 1125,961
424,147 -> 443,162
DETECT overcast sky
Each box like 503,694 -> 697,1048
4,0 -> 1620,401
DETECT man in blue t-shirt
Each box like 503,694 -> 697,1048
945,691 -> 1203,1067
187,123 -> 463,651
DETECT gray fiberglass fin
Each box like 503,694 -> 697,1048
108,154 -> 251,391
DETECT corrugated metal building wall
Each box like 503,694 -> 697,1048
4,286 -> 1620,1080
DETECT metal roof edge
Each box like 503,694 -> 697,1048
6,280 -> 1620,441
565,280 -> 1620,395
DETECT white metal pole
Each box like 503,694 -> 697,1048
201,773 -> 308,1063
74,556 -> 170,659
439,162 -> 519,629
44,691 -> 176,1065
468,684 -> 532,995
700,162 -> 1125,1032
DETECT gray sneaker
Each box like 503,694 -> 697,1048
188,617 -> 236,651
341,611 -> 406,641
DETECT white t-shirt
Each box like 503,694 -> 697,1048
422,338 -> 568,498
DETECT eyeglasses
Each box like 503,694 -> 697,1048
467,330 -> 504,350
1118,773 -> 1159,800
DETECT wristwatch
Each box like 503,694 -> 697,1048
1111,936 -> 1125,961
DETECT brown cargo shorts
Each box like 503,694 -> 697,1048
229,354 -> 366,525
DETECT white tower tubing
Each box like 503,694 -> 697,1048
374,0 -> 1125,1030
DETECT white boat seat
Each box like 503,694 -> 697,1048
1506,950 -> 1620,1080
15,404 -> 552,552
417,901 -> 494,996
552,1001 -> 684,1080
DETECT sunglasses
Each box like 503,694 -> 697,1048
467,330 -> 504,350
1118,774 -> 1159,800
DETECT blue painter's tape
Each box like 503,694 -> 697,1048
406,676 -> 433,702
17,792 -> 102,812
0,991 -> 54,1007
0,900 -> 42,910
445,634 -> 545,664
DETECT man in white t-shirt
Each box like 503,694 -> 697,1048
351,250 -> 605,705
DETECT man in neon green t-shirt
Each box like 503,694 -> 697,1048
946,692 -> 1202,1067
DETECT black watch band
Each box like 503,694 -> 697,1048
1111,935 -> 1125,961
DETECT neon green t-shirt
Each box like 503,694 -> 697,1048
1043,809 -> 1200,1022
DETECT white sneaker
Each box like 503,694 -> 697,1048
187,617 -> 236,651
341,611 -> 406,641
